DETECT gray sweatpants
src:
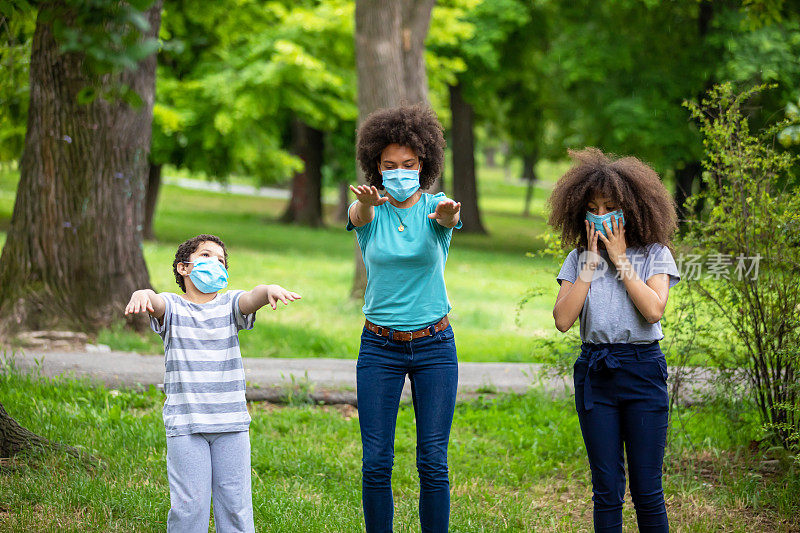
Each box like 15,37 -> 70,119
166,431 -> 255,533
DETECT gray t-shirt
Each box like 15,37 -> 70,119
150,290 -> 255,436
556,243 -> 680,344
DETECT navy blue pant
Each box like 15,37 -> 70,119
574,341 -> 670,533
356,323 -> 458,533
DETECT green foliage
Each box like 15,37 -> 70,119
0,11 -> 34,160
153,0 -> 357,185
683,82 -> 800,451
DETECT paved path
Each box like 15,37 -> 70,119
4,348 -> 717,405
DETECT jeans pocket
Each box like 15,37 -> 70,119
361,328 -> 389,348
435,327 -> 455,343
656,356 -> 669,382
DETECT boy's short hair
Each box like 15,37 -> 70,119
172,234 -> 229,292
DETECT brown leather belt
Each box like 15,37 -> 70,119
364,315 -> 449,342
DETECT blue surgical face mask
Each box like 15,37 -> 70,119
381,167 -> 420,202
187,258 -> 228,294
586,210 -> 625,238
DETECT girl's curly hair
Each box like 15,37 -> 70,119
547,148 -> 677,250
356,104 -> 445,190
172,234 -> 228,292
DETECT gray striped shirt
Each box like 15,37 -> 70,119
150,290 -> 255,436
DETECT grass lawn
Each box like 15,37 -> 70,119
0,161 -> 710,364
1,368 -> 797,531
0,161 -> 585,362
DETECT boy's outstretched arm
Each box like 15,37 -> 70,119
238,284 -> 302,315
125,289 -> 166,320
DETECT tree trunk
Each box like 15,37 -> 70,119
336,181 -> 350,223
143,162 -> 162,240
484,147 -> 497,168
449,82 -> 486,234
522,154 -> 537,218
351,0 -> 436,297
400,0 -> 435,106
0,402 -> 47,457
674,160 -> 701,220
673,2 -> 714,221
280,119 -> 324,227
0,401 -> 92,464
0,2 -> 161,333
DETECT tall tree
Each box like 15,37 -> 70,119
0,0 -> 160,462
0,1 -> 161,332
147,0 -> 357,234
449,82 -> 485,233
351,0 -> 436,297
280,120 -> 324,226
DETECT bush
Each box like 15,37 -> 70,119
682,82 -> 800,452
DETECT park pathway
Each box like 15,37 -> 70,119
4,348 -> 717,406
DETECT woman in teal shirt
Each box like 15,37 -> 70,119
347,104 -> 461,533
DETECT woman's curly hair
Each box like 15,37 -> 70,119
547,148 -> 677,250
356,104 -> 445,190
173,234 -> 228,292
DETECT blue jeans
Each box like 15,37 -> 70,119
356,322 -> 458,533
574,342 -> 670,533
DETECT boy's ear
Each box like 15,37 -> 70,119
176,261 -> 190,277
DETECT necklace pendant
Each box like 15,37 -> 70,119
398,225 -> 404,232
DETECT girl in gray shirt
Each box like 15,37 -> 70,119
549,148 -> 680,533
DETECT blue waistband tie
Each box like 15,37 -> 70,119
583,346 -> 621,411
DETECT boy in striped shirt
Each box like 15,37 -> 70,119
125,234 -> 300,533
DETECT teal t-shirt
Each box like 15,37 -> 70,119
346,192 -> 462,330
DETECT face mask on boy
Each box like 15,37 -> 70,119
187,258 -> 228,293
585,210 -> 625,238
381,166 -> 421,202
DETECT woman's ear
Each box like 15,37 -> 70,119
177,262 -> 190,276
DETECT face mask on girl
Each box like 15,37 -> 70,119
381,166 -> 421,202
186,258 -> 228,293
586,210 -> 625,238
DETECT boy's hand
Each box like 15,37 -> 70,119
125,289 -> 166,320
239,284 -> 302,314
266,284 -> 302,310
125,290 -> 155,315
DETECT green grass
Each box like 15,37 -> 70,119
0,161 -> 573,362
1,366 -> 797,531
0,161 -> 707,365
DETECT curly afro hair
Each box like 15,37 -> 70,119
172,234 -> 228,293
356,104 -> 445,190
547,148 -> 677,251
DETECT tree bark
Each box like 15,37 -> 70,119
0,402 -> 47,457
449,82 -> 486,234
0,2 -> 161,333
335,181 -> 350,223
143,162 -> 162,240
0,401 -> 93,464
400,0 -> 436,106
674,160 -> 701,220
673,1 -> 713,220
522,154 -> 537,218
352,0 -> 436,297
280,119 -> 324,227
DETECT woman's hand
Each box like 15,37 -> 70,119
349,184 -> 388,207
428,199 -> 461,227
598,216 -> 627,267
